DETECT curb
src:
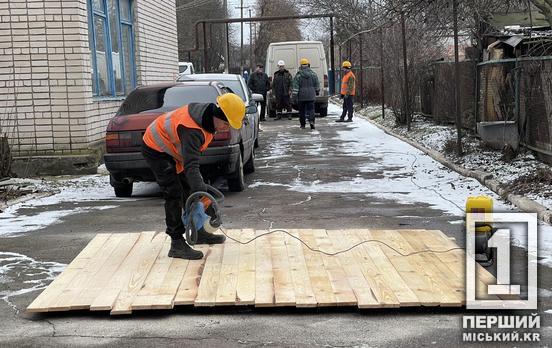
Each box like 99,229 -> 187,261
364,117 -> 552,224
0,191 -> 54,213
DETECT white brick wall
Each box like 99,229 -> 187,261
0,0 -> 178,159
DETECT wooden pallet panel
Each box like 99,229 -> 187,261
27,229 -> 474,314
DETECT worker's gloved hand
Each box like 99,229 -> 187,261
182,201 -> 210,233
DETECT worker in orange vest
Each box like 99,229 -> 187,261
336,61 -> 356,123
142,93 -> 245,260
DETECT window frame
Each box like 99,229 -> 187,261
87,0 -> 136,98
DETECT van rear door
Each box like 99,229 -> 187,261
271,45 -> 297,76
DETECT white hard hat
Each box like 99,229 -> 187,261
277,60 -> 285,66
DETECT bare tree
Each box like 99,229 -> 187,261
254,0 -> 301,64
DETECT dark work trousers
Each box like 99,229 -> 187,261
258,93 -> 267,120
141,142 -> 190,240
276,95 -> 292,113
298,101 -> 315,126
341,95 -> 354,121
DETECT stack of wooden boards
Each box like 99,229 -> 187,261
27,229 -> 500,315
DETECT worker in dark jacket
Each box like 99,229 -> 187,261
142,93 -> 245,260
247,64 -> 270,121
272,60 -> 293,120
292,58 -> 320,130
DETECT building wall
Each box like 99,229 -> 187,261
0,0 -> 178,166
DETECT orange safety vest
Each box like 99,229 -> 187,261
341,70 -> 356,96
143,105 -> 214,174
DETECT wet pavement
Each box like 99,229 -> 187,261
1,103 -> 550,347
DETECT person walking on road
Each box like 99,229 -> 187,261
292,58 -> 320,130
272,60 -> 293,120
337,61 -> 356,123
247,64 -> 270,122
142,93 -> 245,260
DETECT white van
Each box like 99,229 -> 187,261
265,41 -> 329,117
178,62 -> 195,75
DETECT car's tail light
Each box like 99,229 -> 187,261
324,74 -> 329,88
106,131 -> 139,152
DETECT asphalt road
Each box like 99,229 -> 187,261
1,103 -> 551,347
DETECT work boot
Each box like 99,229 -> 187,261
335,119 -> 345,123
196,229 -> 226,244
168,238 -> 203,260
276,114 -> 282,120
309,121 -> 315,130
300,124 -> 306,129
288,114 -> 292,120
345,119 -> 353,123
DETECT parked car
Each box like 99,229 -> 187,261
265,41 -> 330,117
178,62 -> 195,74
176,73 -> 263,148
103,81 -> 258,197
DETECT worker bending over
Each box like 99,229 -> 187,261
142,93 -> 245,260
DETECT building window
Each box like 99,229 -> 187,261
88,0 -> 136,97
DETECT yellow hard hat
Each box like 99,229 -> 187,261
342,61 -> 352,69
216,93 -> 245,129
300,58 -> 309,65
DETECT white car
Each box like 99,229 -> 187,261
178,62 -> 195,75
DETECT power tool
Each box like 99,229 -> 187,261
466,196 -> 495,267
182,184 -> 224,246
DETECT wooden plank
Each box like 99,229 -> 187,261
269,229 -> 296,307
53,233 -> 127,311
88,232 -> 156,312
325,230 -> 381,308
342,229 -> 401,308
173,244 -> 210,306
370,230 -> 442,306
297,229 -> 336,307
27,234 -> 112,312
255,229 -> 274,307
110,232 -> 166,315
194,241 -> 224,307
355,230 -> 420,307
423,230 -> 500,302
235,228 -> 256,305
132,237 -> 191,310
312,230 -> 357,306
398,230 -> 463,307
215,230 -> 241,305
284,230 -> 317,307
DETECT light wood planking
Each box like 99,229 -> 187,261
269,230 -> 296,306
312,230 -> 357,306
215,230 -> 241,305
27,229 -> 473,314
325,230 -> 381,308
194,241 -> 224,307
235,228 -> 256,305
255,230 -> 274,307
27,234 -> 113,312
284,230 -> 317,308
352,229 -> 419,307
173,244 -> 210,306
299,229 -> 337,307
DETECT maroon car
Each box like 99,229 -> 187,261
103,81 -> 258,197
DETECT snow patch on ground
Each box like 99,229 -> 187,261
0,252 -> 65,312
0,174 -> 129,236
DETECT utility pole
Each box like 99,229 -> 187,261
400,10 -> 411,131
249,8 -> 253,69
235,1 -> 248,74
453,0 -> 463,155
223,0 -> 229,73
380,28 -> 385,120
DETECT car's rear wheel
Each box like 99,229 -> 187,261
254,124 -> 259,148
227,152 -> 245,192
114,183 -> 133,198
244,148 -> 255,174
